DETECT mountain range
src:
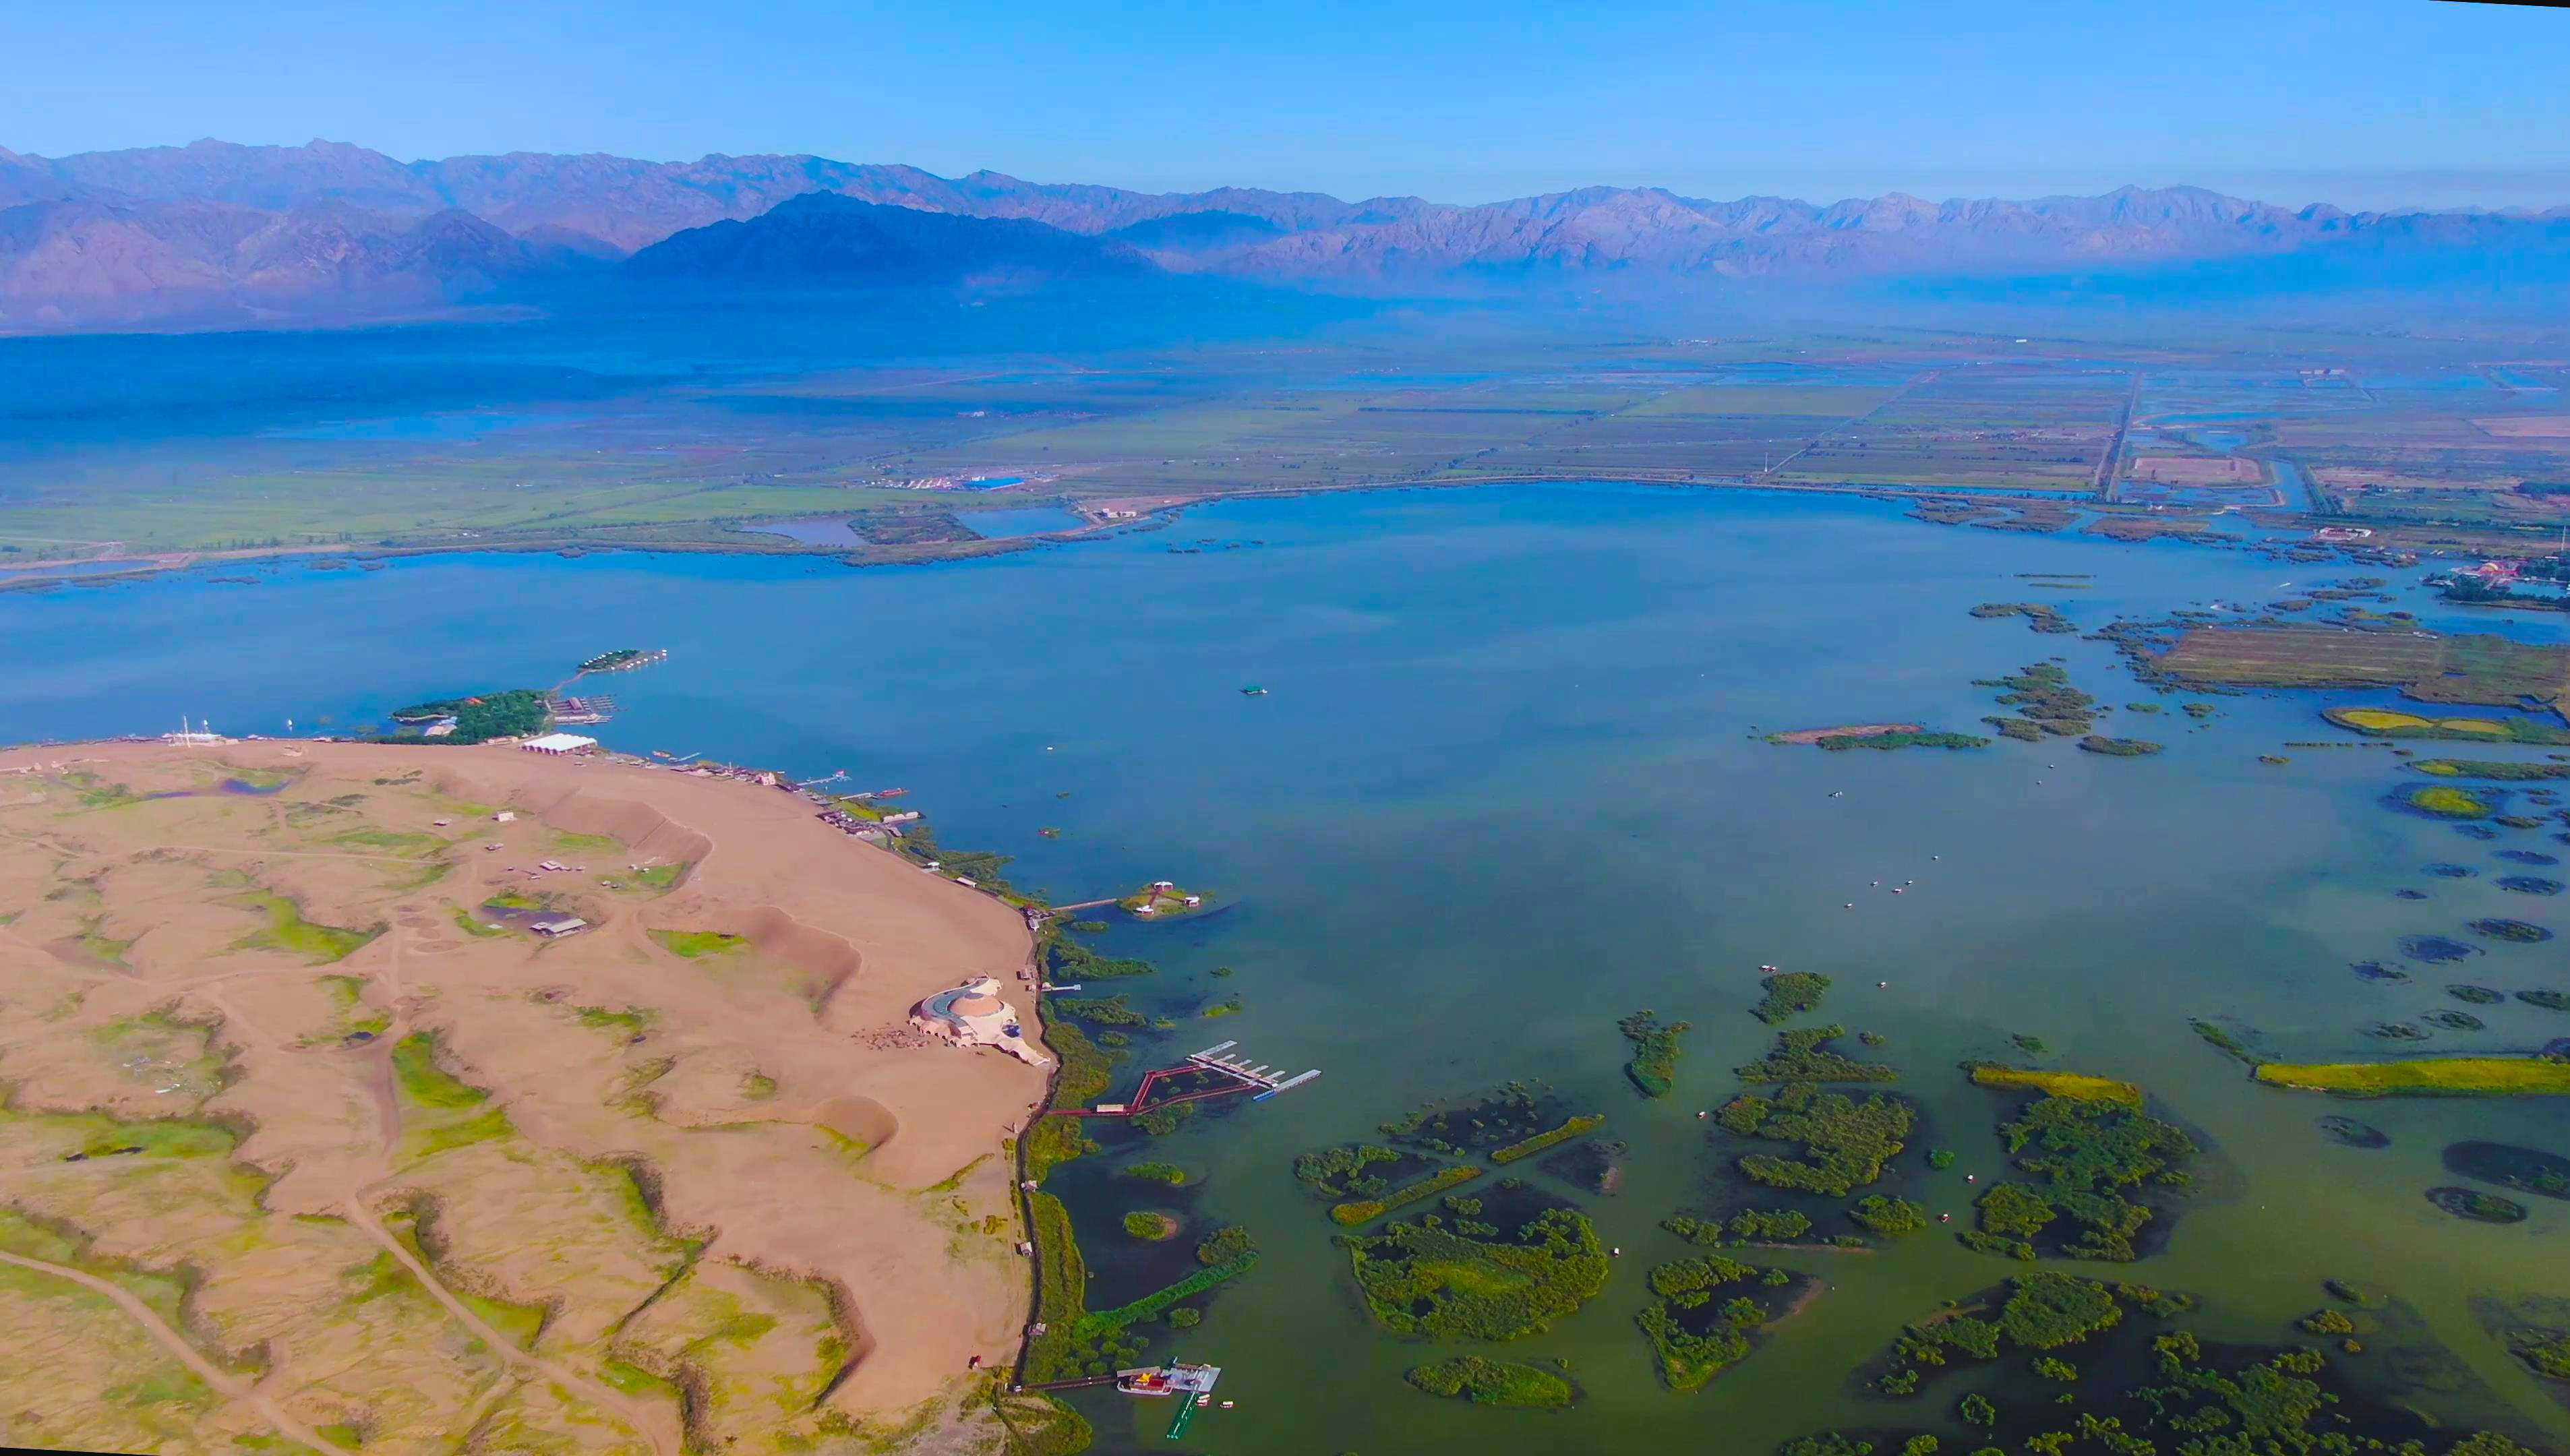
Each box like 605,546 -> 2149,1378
4,138 -> 2565,332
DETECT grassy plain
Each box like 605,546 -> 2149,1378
10,321 -> 2567,574
2159,626 -> 2570,710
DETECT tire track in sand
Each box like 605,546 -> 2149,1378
0,1249 -> 338,1453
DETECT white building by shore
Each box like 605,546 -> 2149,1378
910,976 -> 1050,1066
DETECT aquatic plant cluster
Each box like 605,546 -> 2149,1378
1345,1203 -> 1612,1341
1402,1356 -> 1575,1407
1735,1025 -> 1900,1084
1814,730 -> 1992,752
1971,601 -> 2079,634
1801,1275 -> 2545,1456
1752,972 -> 1832,1025
1722,1082 -> 1916,1198
1967,1093 -> 2197,1262
1978,662 -> 2100,740
1635,1251 -> 1801,1390
1620,1010 -> 1691,1097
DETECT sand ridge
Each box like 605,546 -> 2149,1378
0,738 -> 1048,1451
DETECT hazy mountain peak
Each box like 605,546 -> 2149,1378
4,138 -> 2564,332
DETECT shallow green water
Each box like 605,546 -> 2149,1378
8,482 -> 2569,1453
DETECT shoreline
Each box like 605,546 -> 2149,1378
11,468 -> 2523,598
0,736 -> 1048,1440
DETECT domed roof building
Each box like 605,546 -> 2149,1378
910,976 -> 1050,1066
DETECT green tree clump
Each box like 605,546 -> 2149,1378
1998,1272 -> 2123,1349
1636,1252 -> 1785,1390
1727,1082 -> 1917,1196
1043,932 -> 1155,981
1293,1143 -> 1405,1197
1348,1209 -> 1610,1341
1195,1226 -> 1254,1267
1969,1094 -> 2197,1262
1665,1208 -> 1815,1246
1134,1100 -> 1197,1137
1735,1025 -> 1899,1083
1621,1010 -> 1692,1097
1753,973 -> 1833,1024
383,688 -> 551,744
1058,994 -> 1150,1027
1403,1356 -> 1575,1407
1850,1196 -> 1930,1235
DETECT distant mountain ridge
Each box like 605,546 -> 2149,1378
622,191 -> 1154,286
3,138 -> 2565,332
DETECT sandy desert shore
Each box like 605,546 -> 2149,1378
0,737 -> 1051,1454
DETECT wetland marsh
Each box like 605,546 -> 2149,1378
7,480 -> 2570,1455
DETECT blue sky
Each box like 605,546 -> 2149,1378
7,0 -> 2567,210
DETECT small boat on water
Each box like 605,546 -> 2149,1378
1240,685 -> 1268,696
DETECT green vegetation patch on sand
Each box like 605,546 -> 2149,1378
388,1031 -> 494,1112
649,928 -> 747,959
227,891 -> 383,963
1021,1192 -> 1093,1381
1404,1355 -> 1574,1407
2253,1057 -> 2570,1097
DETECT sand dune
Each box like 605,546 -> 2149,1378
0,739 -> 1047,1451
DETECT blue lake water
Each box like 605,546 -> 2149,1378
6,482 -> 2569,1454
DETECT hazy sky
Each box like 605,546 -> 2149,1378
9,0 -> 2568,210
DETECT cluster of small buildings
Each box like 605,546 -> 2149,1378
1129,880 -> 1203,916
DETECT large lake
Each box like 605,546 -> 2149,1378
9,482 -> 2570,1453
